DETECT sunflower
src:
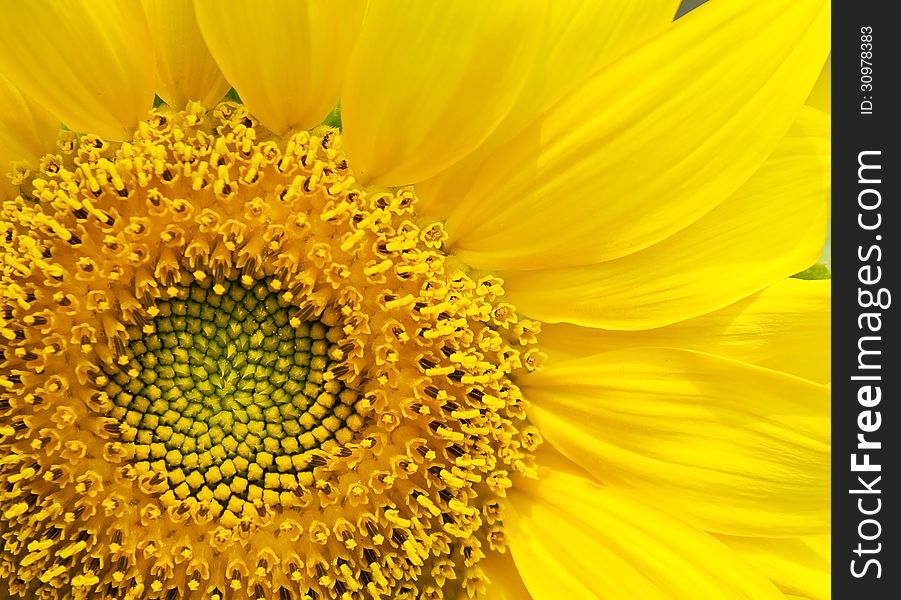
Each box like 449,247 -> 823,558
0,0 -> 830,598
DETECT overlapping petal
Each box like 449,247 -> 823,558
506,469 -> 783,599
416,0 -> 680,220
539,278 -> 831,383
522,348 -> 830,536
807,55 -> 831,114
479,551 -> 533,600
0,0 -> 156,140
341,0 -> 545,186
494,0 -> 682,145
501,106 -> 829,330
142,0 -> 230,108
420,0 -> 828,271
195,0 -> 365,135
716,535 -> 830,600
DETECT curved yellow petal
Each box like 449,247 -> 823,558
416,0 -> 680,220
0,0 -> 156,140
195,0 -> 366,135
141,0 -> 230,108
341,0 -> 545,186
522,348 -> 830,536
480,551 -> 533,600
507,469 -> 783,599
502,107 -> 829,330
497,0 -> 681,139
540,278 -> 831,384
0,75 -> 60,199
716,535 -> 830,600
427,0 -> 829,271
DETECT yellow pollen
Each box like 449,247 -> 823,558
0,101 -> 541,599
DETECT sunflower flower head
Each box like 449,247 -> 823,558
1,101 -> 545,599
1,0 -> 830,599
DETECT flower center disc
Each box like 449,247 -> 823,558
0,101 -> 543,600
104,277 -> 360,512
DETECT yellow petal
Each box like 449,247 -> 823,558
540,278 -> 831,383
141,0 -> 230,108
480,551 -> 533,600
0,75 -> 60,199
497,0 -> 681,139
507,468 -> 783,599
523,348 -> 830,536
716,535 -> 830,600
428,0 -> 829,271
195,0 -> 366,135
341,0 -> 545,186
807,55 -> 831,114
502,106 -> 829,330
0,0 -> 156,140
416,0 -> 680,220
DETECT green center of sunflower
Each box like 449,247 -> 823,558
102,277 -> 361,514
0,101 -> 544,600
